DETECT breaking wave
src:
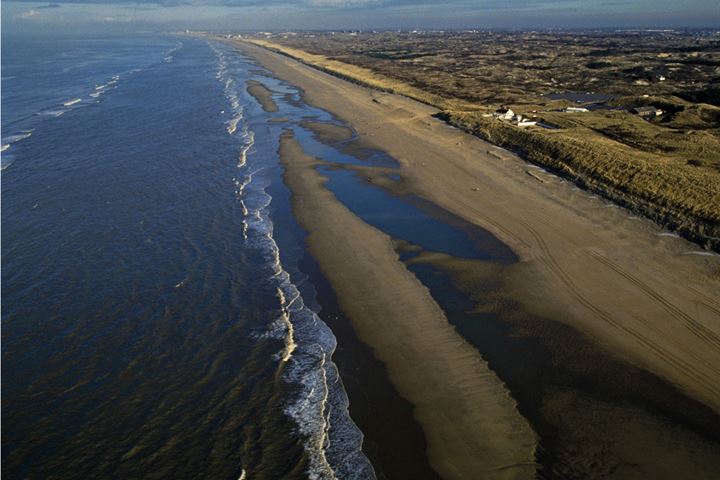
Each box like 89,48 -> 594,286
163,42 -> 183,63
2,131 -> 33,146
90,74 -> 122,101
210,40 -> 375,480
39,109 -> 67,117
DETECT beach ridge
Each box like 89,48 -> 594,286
279,131 -> 539,480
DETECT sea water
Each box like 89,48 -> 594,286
2,34 -> 373,479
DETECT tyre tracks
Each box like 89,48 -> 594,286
590,252 -> 720,351
513,214 -> 720,402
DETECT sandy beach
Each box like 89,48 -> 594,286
228,39 -> 720,477
246,80 -> 278,112
280,131 -> 538,479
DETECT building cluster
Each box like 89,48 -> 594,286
491,107 -> 537,127
485,101 -> 665,130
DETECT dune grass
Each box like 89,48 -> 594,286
444,111 -> 720,247
244,38 -> 720,250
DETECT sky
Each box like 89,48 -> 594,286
3,0 -> 720,35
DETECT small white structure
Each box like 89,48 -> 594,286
564,106 -> 589,113
493,107 -> 515,120
511,113 -> 536,127
492,107 -> 537,127
631,106 -> 664,118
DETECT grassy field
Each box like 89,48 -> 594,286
244,36 -> 720,250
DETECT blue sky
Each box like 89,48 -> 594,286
3,0 -> 720,34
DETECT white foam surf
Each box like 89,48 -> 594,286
211,40 -> 375,480
163,42 -> 183,63
91,72 -> 129,101
239,130 -> 254,168
63,98 -> 82,107
3,132 -> 33,145
277,287 -> 298,362
40,109 -> 66,117
227,112 -> 243,135
239,140 -> 374,480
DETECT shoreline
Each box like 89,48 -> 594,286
279,130 -> 538,479
246,80 -> 278,112
231,39 -> 720,418
241,37 -> 720,252
293,113 -> 720,475
211,36 -> 720,477
296,238 -> 441,480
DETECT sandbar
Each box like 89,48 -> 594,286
234,40 -> 720,418
280,131 -> 538,480
246,79 -> 278,112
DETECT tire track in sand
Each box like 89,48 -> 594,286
514,216 -> 720,402
589,251 -> 720,351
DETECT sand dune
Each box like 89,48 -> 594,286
234,40 -> 720,418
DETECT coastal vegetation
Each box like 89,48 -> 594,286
222,36 -> 720,478
245,32 -> 720,249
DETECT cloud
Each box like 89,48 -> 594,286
305,0 -> 385,6
2,0 -> 718,29
103,15 -> 132,21
15,9 -> 41,18
0,0 -> 624,9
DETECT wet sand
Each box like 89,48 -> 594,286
297,246 -> 441,480
246,80 -> 278,112
233,40 -> 720,418
401,250 -> 720,478
226,39 -> 720,478
280,131 -> 538,480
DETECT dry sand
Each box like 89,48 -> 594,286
234,41 -> 720,420
279,132 -> 538,479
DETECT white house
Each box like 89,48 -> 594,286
493,107 -> 515,120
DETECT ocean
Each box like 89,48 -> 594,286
7,32 -> 720,480
2,34 -> 374,479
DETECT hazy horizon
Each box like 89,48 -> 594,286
3,0 -> 720,36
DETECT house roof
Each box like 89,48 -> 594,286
632,106 -> 660,114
